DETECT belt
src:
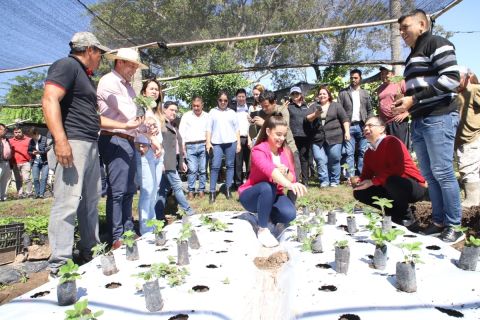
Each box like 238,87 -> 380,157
351,121 -> 363,125
185,140 -> 206,145
100,131 -> 134,142
240,136 -> 248,139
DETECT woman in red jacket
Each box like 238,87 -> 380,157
238,113 -> 307,247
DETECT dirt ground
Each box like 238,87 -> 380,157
0,270 -> 49,305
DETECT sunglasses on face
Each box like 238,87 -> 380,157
218,99 -> 228,103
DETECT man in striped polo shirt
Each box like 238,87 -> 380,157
392,9 -> 462,242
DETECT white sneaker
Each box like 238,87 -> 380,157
257,228 -> 279,248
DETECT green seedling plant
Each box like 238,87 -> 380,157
364,207 -> 381,231
178,222 -> 192,242
372,196 -> 393,216
134,262 -> 189,287
65,299 -> 103,320
296,197 -> 310,209
454,226 -> 480,247
122,230 -> 137,248
146,219 -> 165,235
343,201 -> 358,217
335,239 -> 349,249
91,242 -> 108,258
341,163 -> 355,176
58,259 -> 81,284
399,241 -> 423,264
200,215 -> 228,231
133,95 -> 156,110
371,227 -> 405,247
301,237 -> 314,252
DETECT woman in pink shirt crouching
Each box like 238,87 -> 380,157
238,113 -> 307,247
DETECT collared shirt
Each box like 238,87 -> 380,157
236,104 -> 250,137
351,89 -> 361,122
179,110 -> 209,144
207,107 -> 239,144
368,134 -> 386,151
97,70 -> 137,137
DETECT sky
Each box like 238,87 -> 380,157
0,0 -> 479,100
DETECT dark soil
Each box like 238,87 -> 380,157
339,314 -> 361,320
412,202 -> 480,251
30,290 -> 50,298
426,245 -> 441,251
169,314 -> 189,320
192,285 -> 209,292
253,251 -> 289,270
315,263 -> 332,269
105,282 -> 122,289
206,264 -> 218,268
435,307 -> 464,318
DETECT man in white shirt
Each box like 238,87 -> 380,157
179,96 -> 209,199
232,88 -> 252,189
338,69 -> 374,178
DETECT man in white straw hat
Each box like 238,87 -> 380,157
42,33 -> 142,278
97,47 -> 148,249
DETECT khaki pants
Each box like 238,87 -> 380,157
456,136 -> 480,184
12,161 -> 32,196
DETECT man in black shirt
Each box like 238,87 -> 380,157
42,32 -> 141,276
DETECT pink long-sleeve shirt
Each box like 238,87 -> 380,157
238,141 -> 296,195
97,70 -> 137,137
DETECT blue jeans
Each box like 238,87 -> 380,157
210,142 -> 236,192
98,135 -> 136,243
32,159 -> 49,196
239,182 -> 296,228
135,148 -> 163,235
411,111 -> 461,226
156,170 -> 194,219
343,123 -> 367,176
312,143 -> 342,185
185,142 -> 207,192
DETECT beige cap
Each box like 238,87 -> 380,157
69,32 -> 110,53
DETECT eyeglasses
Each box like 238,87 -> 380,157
364,123 -> 383,128
218,99 -> 228,103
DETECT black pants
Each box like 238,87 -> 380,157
386,120 -> 409,147
294,136 -> 311,184
353,176 -> 426,223
234,136 -> 250,187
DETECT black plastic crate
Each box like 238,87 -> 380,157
0,223 -> 24,265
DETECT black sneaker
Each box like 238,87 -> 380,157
439,226 -> 465,243
419,223 -> 444,236
406,220 -> 424,233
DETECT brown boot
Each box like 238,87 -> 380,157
198,191 -> 205,198
187,191 -> 195,200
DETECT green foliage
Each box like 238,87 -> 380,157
466,235 -> 480,247
371,227 -> 405,247
199,215 -> 227,231
133,96 -> 157,110
134,262 -> 189,287
399,242 -> 423,264
372,196 -> 393,216
64,299 -> 103,320
343,201 -> 358,217
58,259 -> 81,284
178,222 -> 192,242
301,236 -> 314,252
335,240 -> 349,248
171,48 -> 249,110
341,163 -> 355,175
364,209 -> 381,231
146,219 -> 165,235
222,277 -> 230,285
0,215 -> 49,237
91,243 -> 108,258
296,197 -> 310,208
1,71 -> 46,124
122,230 -> 137,248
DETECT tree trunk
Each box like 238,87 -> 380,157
390,0 -> 402,75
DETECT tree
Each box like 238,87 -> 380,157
170,48 -> 249,110
1,71 -> 45,124
87,0 -> 391,89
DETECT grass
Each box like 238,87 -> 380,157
0,183 -> 356,226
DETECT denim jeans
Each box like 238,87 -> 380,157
135,148 -> 163,235
239,182 -> 296,228
343,123 -> 367,176
98,135 -> 136,243
210,142 -> 236,192
156,170 -> 194,219
312,142 -> 342,185
32,158 -> 49,197
185,142 -> 207,192
411,111 -> 461,226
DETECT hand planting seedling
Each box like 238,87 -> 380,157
64,299 -> 103,320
